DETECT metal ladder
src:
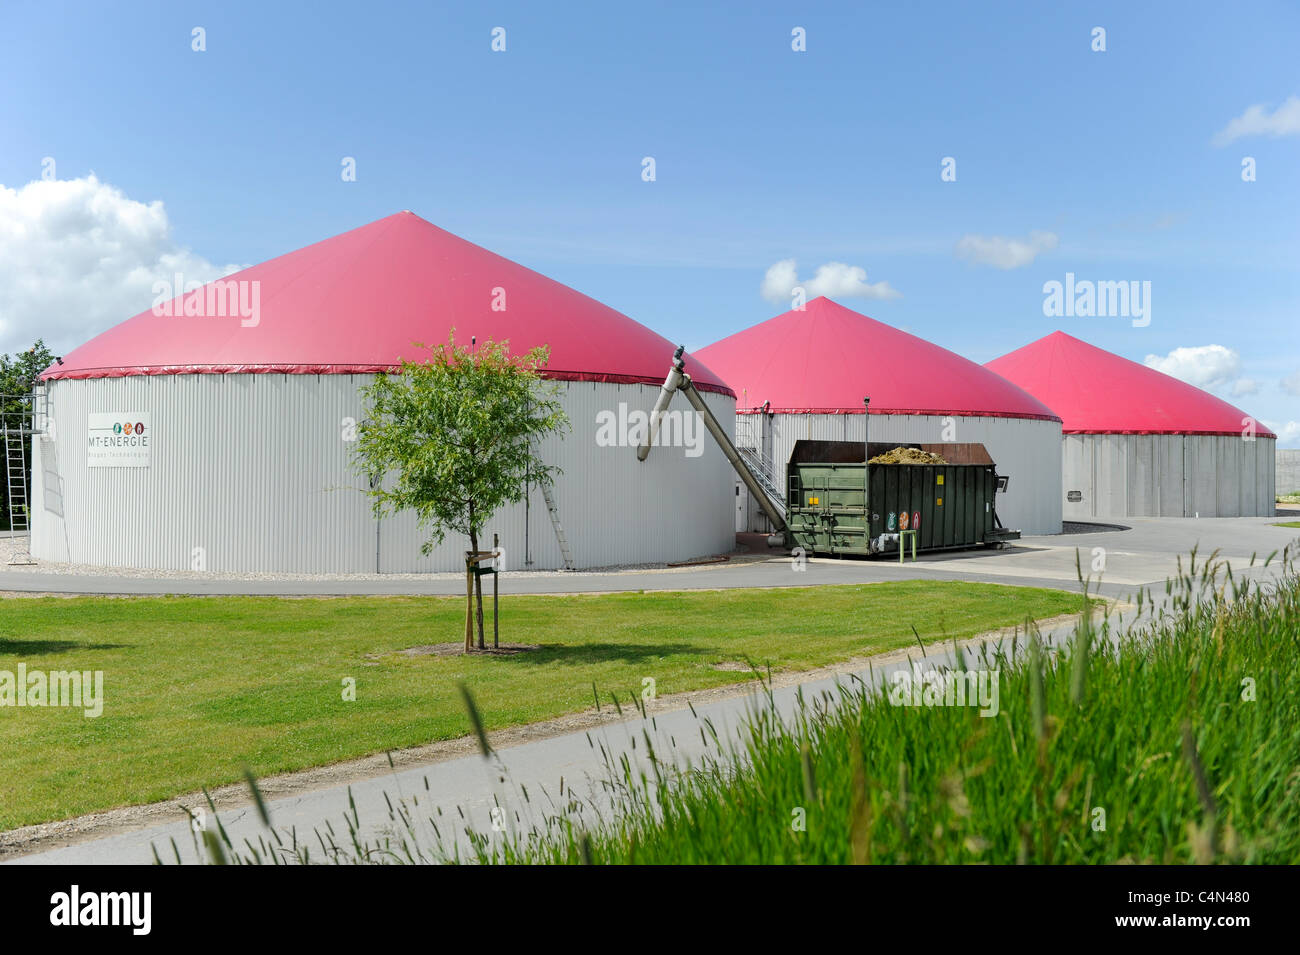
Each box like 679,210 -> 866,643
3,401 -> 37,563
734,415 -> 787,520
539,481 -> 575,570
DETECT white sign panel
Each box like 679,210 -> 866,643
88,412 -> 151,468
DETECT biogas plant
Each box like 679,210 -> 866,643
24,213 -> 1278,575
30,212 -> 736,573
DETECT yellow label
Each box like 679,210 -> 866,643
937,475 -> 944,485
937,497 -> 943,506
809,496 -> 820,506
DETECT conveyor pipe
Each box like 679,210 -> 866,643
637,346 -> 787,533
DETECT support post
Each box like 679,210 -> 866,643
863,396 -> 871,544
898,529 -> 918,563
464,555 -> 474,652
493,532 -> 500,650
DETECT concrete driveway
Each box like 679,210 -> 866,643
2,517 -> 1297,599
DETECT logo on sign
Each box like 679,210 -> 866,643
887,512 -> 896,531
900,511 -> 910,530
88,412 -> 151,468
912,511 -> 921,530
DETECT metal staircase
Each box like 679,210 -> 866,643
734,415 -> 786,520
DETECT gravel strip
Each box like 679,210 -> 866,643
0,533 -> 766,583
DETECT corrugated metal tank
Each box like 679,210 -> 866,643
32,374 -> 735,573
988,332 -> 1278,520
1279,450 -> 1300,497
1061,433 -> 1276,518
736,412 -> 1062,536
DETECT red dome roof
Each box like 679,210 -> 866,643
986,331 -> 1274,438
43,211 -> 731,395
694,297 -> 1059,420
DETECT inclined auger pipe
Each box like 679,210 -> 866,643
635,346 -> 686,463
637,345 -> 788,533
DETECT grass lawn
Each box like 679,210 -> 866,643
0,581 -> 1082,831
1276,521 -> 1300,529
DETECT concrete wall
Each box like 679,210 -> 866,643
32,375 -> 736,573
1278,449 -> 1300,497
736,412 -> 1063,536
1061,433 -> 1276,518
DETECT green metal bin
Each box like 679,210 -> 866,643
784,440 -> 1018,558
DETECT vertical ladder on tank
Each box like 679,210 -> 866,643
3,389 -> 40,564
539,481 -> 575,570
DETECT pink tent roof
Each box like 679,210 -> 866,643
43,211 -> 731,395
694,297 -> 1060,420
986,331 -> 1274,438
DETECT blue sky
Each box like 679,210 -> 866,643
1,1 -> 1297,440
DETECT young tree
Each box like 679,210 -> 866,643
0,340 -> 55,396
352,333 -> 568,650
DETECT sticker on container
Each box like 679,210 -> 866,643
887,512 -> 896,531
937,497 -> 943,506
936,475 -> 944,485
912,511 -> 921,530
900,511 -> 910,530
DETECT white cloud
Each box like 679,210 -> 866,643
954,230 -> 1058,270
1281,369 -> 1300,397
760,258 -> 900,305
1230,377 -> 1258,397
1144,344 -> 1244,390
1263,420 -> 1300,446
0,175 -> 243,355
1212,95 -> 1300,146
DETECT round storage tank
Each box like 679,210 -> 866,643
987,331 -> 1276,519
33,212 -> 736,573
696,297 -> 1063,536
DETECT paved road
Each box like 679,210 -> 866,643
5,517 -> 1297,864
3,517 -> 1297,599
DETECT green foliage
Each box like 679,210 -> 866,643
0,340 -> 54,401
351,333 -> 567,554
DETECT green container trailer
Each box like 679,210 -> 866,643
785,440 -> 1019,558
